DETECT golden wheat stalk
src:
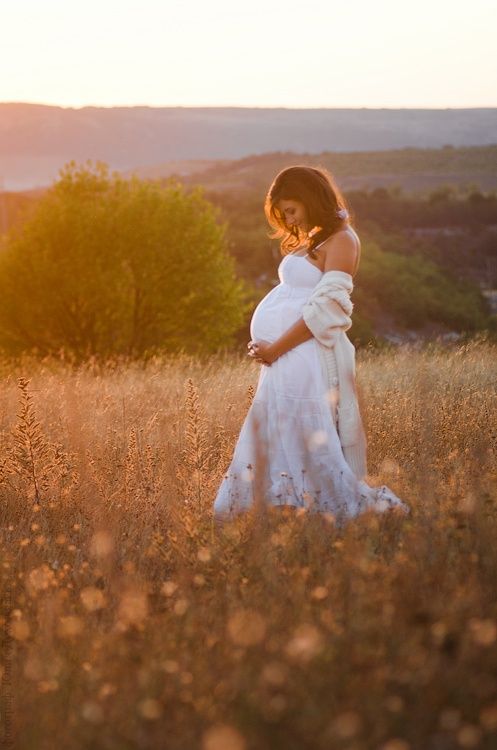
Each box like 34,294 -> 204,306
176,378 -> 211,513
10,377 -> 52,505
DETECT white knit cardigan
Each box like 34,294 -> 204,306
301,269 -> 368,480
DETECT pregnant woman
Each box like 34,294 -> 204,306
213,165 -> 410,526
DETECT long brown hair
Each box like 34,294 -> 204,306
264,165 -> 352,259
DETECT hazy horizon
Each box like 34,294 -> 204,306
2,103 -> 497,111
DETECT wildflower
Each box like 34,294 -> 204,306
197,547 -> 211,562
90,530 -> 114,558
57,616 -> 83,638
81,701 -> 104,725
80,587 -> 106,612
227,609 -> 267,647
9,619 -> 30,641
468,618 -> 497,646
138,698 -> 163,720
202,724 -> 246,750
117,590 -> 148,626
173,599 -> 189,616
329,710 -> 362,739
161,581 -> 178,597
285,623 -> 324,663
311,586 -> 328,600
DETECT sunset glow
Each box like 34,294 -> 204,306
1,0 -> 496,109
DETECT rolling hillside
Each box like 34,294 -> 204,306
1,102 -> 497,190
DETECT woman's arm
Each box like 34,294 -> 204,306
267,317 -> 313,359
248,318 -> 313,365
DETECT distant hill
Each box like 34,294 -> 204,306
2,145 -> 497,237
1,102 -> 497,190
177,146 -> 497,197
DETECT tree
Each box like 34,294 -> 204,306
0,160 -> 251,360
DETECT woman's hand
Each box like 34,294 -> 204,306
247,339 -> 279,366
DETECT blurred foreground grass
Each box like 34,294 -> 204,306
0,338 -> 496,750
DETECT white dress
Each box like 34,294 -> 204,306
213,252 -> 410,526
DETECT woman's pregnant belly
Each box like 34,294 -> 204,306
250,284 -> 310,343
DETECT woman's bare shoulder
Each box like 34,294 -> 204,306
318,227 -> 360,275
318,226 -> 361,249
336,226 -> 361,247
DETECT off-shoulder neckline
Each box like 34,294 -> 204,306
288,229 -> 359,276
285,253 -> 354,280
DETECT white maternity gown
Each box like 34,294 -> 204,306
213,251 -> 410,526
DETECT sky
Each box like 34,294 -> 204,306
1,0 -> 496,109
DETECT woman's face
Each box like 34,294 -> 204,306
277,199 -> 310,232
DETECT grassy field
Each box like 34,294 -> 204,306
0,338 -> 496,750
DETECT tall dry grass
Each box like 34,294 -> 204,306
0,339 -> 496,750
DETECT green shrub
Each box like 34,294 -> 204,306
0,161 -> 251,360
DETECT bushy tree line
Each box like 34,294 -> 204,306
347,186 -> 497,229
354,242 -> 490,331
0,162 -> 251,361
